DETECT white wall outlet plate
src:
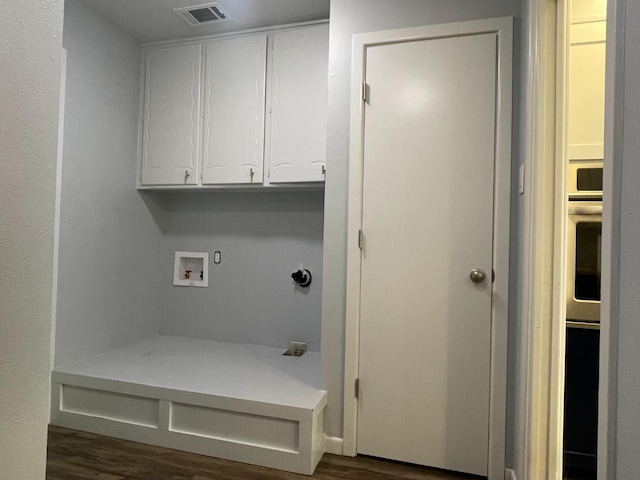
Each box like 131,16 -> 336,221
173,251 -> 209,287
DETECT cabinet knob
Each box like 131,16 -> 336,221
250,168 -> 255,182
322,165 -> 326,176
184,170 -> 190,182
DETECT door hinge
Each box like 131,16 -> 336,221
355,378 -> 360,399
358,230 -> 364,249
362,82 -> 369,103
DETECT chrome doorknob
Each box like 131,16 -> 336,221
469,268 -> 487,284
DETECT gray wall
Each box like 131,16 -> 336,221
157,191 -> 324,352
54,0 -> 164,368
321,0 -> 523,448
0,0 -> 63,477
604,0 -> 640,477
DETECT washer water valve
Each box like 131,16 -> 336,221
291,268 -> 312,287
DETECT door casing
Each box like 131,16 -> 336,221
343,17 -> 513,480
522,1 -> 617,479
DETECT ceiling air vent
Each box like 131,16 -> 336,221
175,3 -> 231,26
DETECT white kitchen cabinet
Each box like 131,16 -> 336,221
267,24 -> 329,184
202,34 -> 267,185
140,44 -> 202,186
568,20 -> 606,160
571,0 -> 607,23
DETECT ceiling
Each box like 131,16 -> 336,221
78,0 -> 331,43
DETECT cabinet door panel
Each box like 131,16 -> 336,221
568,21 -> 606,160
141,44 -> 201,186
269,25 -> 329,184
571,0 -> 606,23
203,35 -> 267,185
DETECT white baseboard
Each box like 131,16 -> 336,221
505,467 -> 517,480
324,436 -> 343,455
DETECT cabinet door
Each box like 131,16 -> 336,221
268,24 -> 329,184
568,21 -> 606,160
202,35 -> 267,185
141,44 -> 202,186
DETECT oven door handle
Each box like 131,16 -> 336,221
567,320 -> 600,330
568,205 -> 602,216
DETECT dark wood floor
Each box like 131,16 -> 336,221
47,426 -> 481,480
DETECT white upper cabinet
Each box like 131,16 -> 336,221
267,24 -> 329,184
137,23 -> 329,189
203,34 -> 267,185
571,0 -> 607,22
568,2 -> 606,161
141,44 -> 202,186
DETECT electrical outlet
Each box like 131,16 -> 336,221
290,341 -> 307,357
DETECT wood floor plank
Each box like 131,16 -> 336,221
46,426 -> 481,480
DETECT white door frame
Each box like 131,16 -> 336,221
597,0 -> 624,477
343,17 -> 513,480
522,0 -> 618,478
518,0 -> 568,478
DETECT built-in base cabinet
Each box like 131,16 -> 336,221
139,24 -> 329,189
51,378 -> 326,475
50,337 -> 327,475
563,327 -> 599,475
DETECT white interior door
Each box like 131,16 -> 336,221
356,32 -> 499,476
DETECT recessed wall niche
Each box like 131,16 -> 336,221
173,251 -> 209,287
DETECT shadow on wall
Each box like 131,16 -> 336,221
139,190 -> 325,239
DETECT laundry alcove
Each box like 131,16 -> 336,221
51,0 -> 329,474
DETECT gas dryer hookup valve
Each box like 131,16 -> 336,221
291,268 -> 312,287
